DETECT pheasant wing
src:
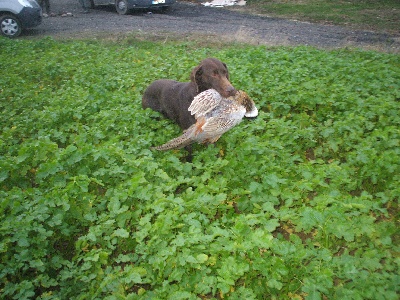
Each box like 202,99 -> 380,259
201,117 -> 239,136
189,89 -> 223,119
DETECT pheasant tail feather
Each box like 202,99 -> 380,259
151,125 -> 196,151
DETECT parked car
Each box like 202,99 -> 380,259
0,0 -> 42,38
90,0 -> 175,15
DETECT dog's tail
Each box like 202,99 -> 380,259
151,125 -> 196,151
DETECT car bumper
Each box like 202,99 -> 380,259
18,6 -> 42,29
128,0 -> 176,8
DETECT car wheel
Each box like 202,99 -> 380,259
115,0 -> 130,15
0,14 -> 22,38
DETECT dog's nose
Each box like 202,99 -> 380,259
226,85 -> 236,96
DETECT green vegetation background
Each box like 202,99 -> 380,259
0,37 -> 399,299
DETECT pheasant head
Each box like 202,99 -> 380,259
229,90 -> 258,118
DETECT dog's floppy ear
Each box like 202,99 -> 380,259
222,62 -> 230,80
191,64 -> 205,93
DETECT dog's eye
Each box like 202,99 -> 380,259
213,70 -> 218,76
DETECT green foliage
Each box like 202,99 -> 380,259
0,37 -> 399,299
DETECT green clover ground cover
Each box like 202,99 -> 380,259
0,37 -> 399,299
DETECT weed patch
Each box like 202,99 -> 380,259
0,37 -> 399,299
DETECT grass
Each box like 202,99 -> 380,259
240,0 -> 400,33
1,36 -> 399,299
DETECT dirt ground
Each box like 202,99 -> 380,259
26,0 -> 400,53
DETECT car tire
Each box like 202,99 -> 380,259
115,0 -> 130,15
0,14 -> 22,38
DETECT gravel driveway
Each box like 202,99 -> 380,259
28,0 -> 399,52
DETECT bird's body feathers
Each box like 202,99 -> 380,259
152,89 -> 258,151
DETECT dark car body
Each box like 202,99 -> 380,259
0,0 -> 42,37
91,0 -> 175,14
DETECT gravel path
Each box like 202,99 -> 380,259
27,0 -> 400,52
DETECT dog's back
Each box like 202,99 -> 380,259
142,79 -> 197,130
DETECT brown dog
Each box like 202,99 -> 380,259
142,58 -> 236,130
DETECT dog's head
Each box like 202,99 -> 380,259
190,58 -> 236,98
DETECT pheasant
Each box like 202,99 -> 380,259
152,89 -> 258,151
